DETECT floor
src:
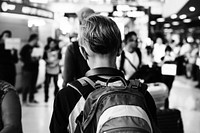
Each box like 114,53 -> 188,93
21,75 -> 200,133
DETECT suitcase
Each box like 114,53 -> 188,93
157,109 -> 184,133
147,82 -> 169,109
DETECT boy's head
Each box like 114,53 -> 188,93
79,14 -> 122,59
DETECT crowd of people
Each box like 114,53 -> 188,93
0,6 -> 200,133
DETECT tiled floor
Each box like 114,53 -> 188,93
21,76 -> 200,133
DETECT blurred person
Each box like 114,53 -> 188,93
195,39 -> 200,88
50,14 -> 157,133
43,38 -> 62,102
117,31 -> 142,80
152,37 -> 166,64
62,7 -> 95,87
0,30 -> 18,86
161,45 -> 176,63
20,34 -> 40,104
0,80 -> 22,133
161,45 -> 176,108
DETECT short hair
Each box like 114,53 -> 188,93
79,14 -> 122,55
28,34 -> 38,42
124,31 -> 137,43
0,30 -> 12,38
76,7 -> 95,25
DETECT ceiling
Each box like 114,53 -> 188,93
164,0 -> 200,28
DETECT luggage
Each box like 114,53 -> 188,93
157,109 -> 184,133
147,82 -> 169,109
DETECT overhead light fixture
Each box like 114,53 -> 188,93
198,16 -> 200,20
189,6 -> 195,12
126,11 -> 145,18
164,23 -> 170,28
1,2 -> 16,12
171,14 -> 177,19
150,21 -> 156,25
113,11 -> 123,17
157,18 -> 165,22
29,0 -> 48,4
172,21 -> 179,26
183,19 -> 191,23
179,14 -> 187,19
116,5 -> 137,11
164,28 -> 173,33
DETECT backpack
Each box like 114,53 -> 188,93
71,76 -> 159,133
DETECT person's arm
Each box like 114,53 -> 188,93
49,87 -> 81,133
49,90 -> 69,133
1,90 -> 22,133
62,44 -> 76,87
20,45 -> 31,64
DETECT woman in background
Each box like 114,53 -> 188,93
43,38 -> 61,102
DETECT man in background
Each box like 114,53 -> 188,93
62,7 -> 95,87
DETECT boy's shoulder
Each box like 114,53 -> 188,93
66,77 -> 95,99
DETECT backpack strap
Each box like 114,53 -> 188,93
124,55 -> 138,71
128,79 -> 148,94
67,77 -> 95,99
119,50 -> 141,72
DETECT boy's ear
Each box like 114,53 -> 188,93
117,48 -> 122,56
79,46 -> 88,60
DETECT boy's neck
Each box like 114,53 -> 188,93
88,56 -> 117,69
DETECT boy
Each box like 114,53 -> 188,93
50,14 -> 157,133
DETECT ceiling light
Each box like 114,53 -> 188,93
112,11 -> 123,17
29,0 -> 48,4
150,21 -> 156,25
164,23 -> 170,27
172,21 -> 179,26
198,16 -> 200,20
171,14 -> 177,19
179,14 -> 187,19
164,28 -> 173,33
189,6 -> 195,12
157,18 -> 165,22
183,19 -> 191,23
126,11 -> 145,18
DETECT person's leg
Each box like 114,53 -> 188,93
195,67 -> 200,88
22,70 -> 31,103
44,73 -> 51,102
162,75 -> 175,109
29,70 -> 39,103
53,74 -> 59,97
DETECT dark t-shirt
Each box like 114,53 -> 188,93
50,67 -> 157,133
62,41 -> 90,87
20,44 -> 39,71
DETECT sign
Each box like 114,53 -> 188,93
161,63 -> 177,76
31,47 -> 43,57
5,38 -> 21,50
0,1 -> 54,19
